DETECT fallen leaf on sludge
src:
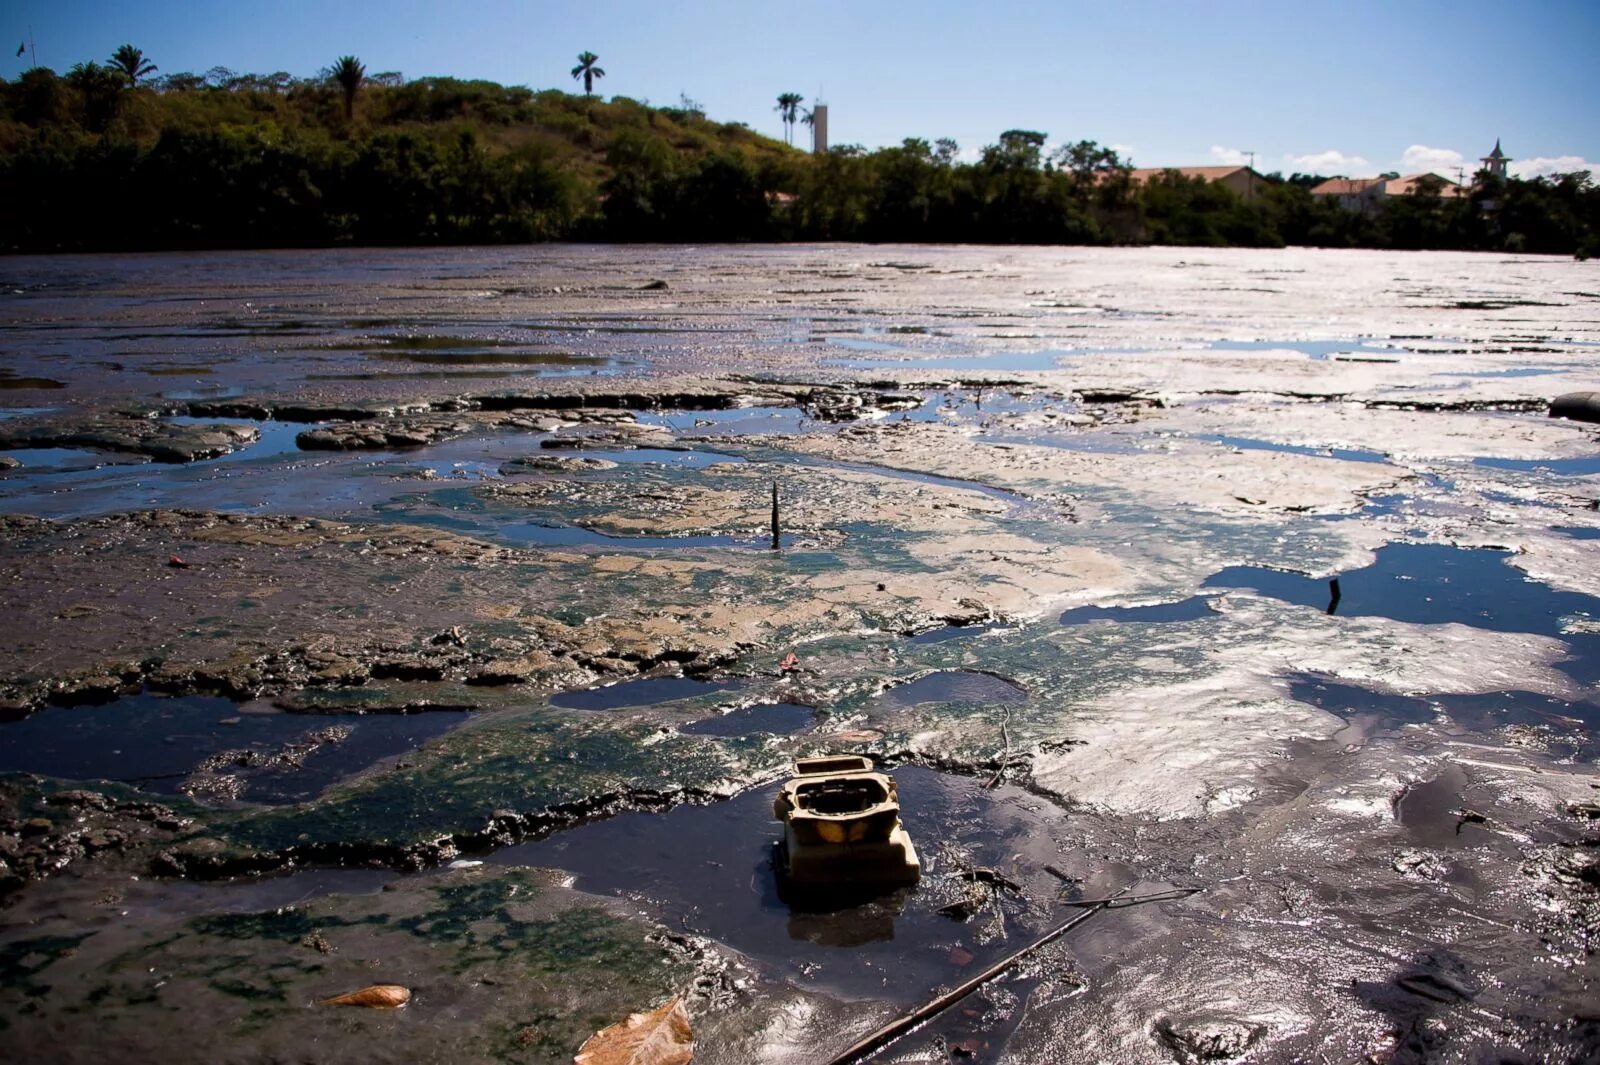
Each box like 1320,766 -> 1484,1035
573,997 -> 693,1065
321,984 -> 411,1008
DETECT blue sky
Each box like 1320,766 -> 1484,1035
8,0 -> 1598,178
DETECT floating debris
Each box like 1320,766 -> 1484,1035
321,984 -> 411,1008
573,996 -> 693,1065
773,755 -> 921,888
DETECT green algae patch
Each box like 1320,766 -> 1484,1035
0,867 -> 699,1064
209,706 -> 788,860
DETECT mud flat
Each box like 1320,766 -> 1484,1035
2,245 -> 1598,1063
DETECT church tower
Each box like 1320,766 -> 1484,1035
1479,139 -> 1510,180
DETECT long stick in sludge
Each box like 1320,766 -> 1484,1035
820,884 -> 1133,1064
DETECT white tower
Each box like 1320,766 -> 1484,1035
1479,139 -> 1510,180
811,103 -> 828,154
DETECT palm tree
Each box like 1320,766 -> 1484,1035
571,52 -> 605,97
108,44 -> 157,88
330,55 -> 365,121
775,92 -> 803,145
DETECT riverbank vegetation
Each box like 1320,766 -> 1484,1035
2,61 -> 1596,255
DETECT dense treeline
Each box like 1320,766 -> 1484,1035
2,61 -> 1597,255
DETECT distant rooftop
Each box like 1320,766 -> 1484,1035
1128,165 -> 1260,183
1311,173 -> 1467,199
1309,177 -> 1385,196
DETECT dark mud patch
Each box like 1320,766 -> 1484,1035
1448,299 -> 1561,310
0,693 -> 470,804
679,702 -> 814,737
0,373 -> 67,390
550,676 -> 746,711
907,623 -> 1005,645
0,417 -> 259,463
875,671 -> 1026,708
1395,763 -> 1493,849
1060,597 -> 1218,626
367,348 -> 607,366
490,519 -> 790,550
96,866 -> 400,922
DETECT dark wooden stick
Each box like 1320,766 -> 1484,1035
1043,864 -> 1078,884
1058,887 -> 1201,908
770,480 -> 780,551
820,884 -> 1132,1065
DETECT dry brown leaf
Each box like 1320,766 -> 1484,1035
573,997 -> 693,1065
321,984 -> 411,1008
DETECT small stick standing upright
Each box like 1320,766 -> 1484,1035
770,480 -> 780,551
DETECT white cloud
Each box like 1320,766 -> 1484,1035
1111,143 -> 1135,162
1283,149 -> 1369,174
1511,155 -> 1595,180
1400,145 -> 1466,174
1210,145 -> 1248,166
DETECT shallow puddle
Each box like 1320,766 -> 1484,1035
1203,338 -> 1412,360
0,693 -> 470,804
0,447 -> 139,472
1473,454 -> 1600,476
549,675 -> 745,711
559,447 -> 746,468
486,766 -> 1062,1005
1439,367 -> 1562,378
1203,543 -> 1599,637
163,416 -> 310,462
636,406 -> 812,435
679,702 -> 815,736
1192,433 -> 1389,465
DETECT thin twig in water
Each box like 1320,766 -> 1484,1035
1058,887 -> 1202,908
985,708 -> 1012,789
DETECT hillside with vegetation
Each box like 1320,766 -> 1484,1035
1,51 -> 1596,255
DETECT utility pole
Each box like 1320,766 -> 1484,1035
1245,151 -> 1256,200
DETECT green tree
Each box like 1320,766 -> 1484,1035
65,61 -> 125,132
775,92 -> 802,145
108,44 -> 157,88
329,55 -> 365,121
571,52 -> 605,96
